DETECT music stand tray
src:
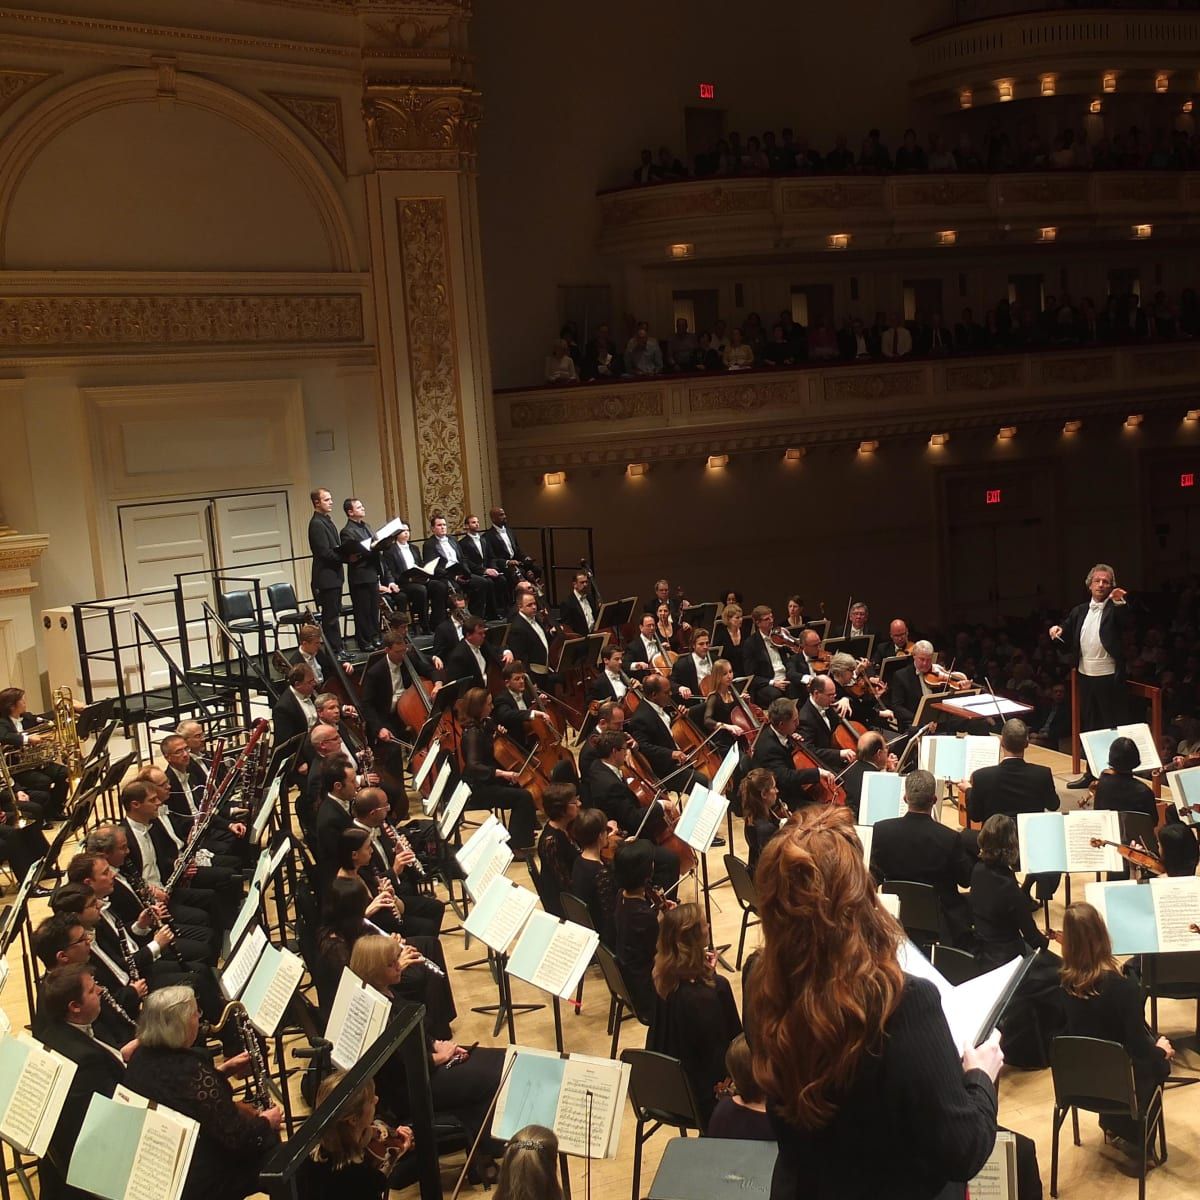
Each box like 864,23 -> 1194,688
878,655 -> 911,688
934,695 -> 1032,722
554,632 -> 608,674
648,1137 -> 778,1200
802,618 -> 830,639
823,634 -> 875,661
485,624 -> 510,650
594,597 -> 638,632
682,602 -> 718,635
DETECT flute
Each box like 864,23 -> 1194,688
384,818 -> 427,877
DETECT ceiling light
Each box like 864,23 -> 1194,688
1038,226 -> 1057,242
959,90 -> 973,109
1156,73 -> 1170,94
1040,75 -> 1056,97
858,439 -> 879,454
668,243 -> 693,259
1133,223 -> 1152,239
937,230 -> 957,247
1089,98 -> 1103,114
827,233 -> 850,250
929,433 -> 949,447
1103,72 -> 1117,93
1186,408 -> 1200,422
997,80 -> 1014,102
1125,413 -> 1144,428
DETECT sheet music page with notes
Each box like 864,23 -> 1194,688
247,946 -> 304,1037
463,878 -> 537,954
466,842 -> 513,903
1063,810 -> 1122,873
125,1106 -> 194,1200
0,1039 -> 68,1156
963,735 -> 1001,778
554,1055 -> 628,1158
329,971 -> 390,1070
530,921 -> 597,998
1151,876 -> 1200,953
413,741 -> 441,791
421,760 -> 452,816
220,925 -> 266,1001
968,1130 -> 1017,1199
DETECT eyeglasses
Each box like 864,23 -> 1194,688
68,932 -> 92,946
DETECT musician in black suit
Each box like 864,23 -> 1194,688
307,487 -> 345,653
422,514 -> 488,615
965,719 -> 1060,899
0,687 -> 70,818
626,674 -> 709,792
431,591 -> 469,661
36,964 -> 128,1200
797,676 -> 858,771
887,640 -> 940,731
750,697 -> 828,810
272,663 -> 319,751
828,651 -> 897,731
586,731 -> 680,889
492,664 -> 542,753
624,613 -> 664,683
589,645 -> 637,705
313,757 -> 357,886
743,606 -> 800,707
380,523 -> 449,632
506,592 -> 563,692
443,615 -> 511,693
1092,737 -> 1157,822
483,506 -> 536,587
840,730 -> 895,818
1048,562 -> 1134,786
340,498 -> 390,651
559,570 -> 599,637
870,769 -> 974,946
285,623 -> 351,692
459,514 -> 507,618
361,628 -> 442,745
159,735 -> 248,863
872,618 -> 914,671
669,627 -> 715,713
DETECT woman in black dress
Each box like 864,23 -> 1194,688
314,877 -> 455,1037
749,806 -> 1001,1200
124,986 -> 282,1200
301,1072 -> 414,1200
350,935 -> 507,1184
569,808 -> 616,945
1093,736 -> 1157,821
711,604 -> 746,678
1060,902 -> 1173,1149
647,902 -> 742,1125
969,813 -> 1065,1068
740,767 -> 784,875
535,782 -> 581,917
707,1034 -> 774,1141
701,658 -> 752,767
613,840 -> 664,1022
458,688 -> 537,851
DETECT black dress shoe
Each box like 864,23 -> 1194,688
1066,774 -> 1094,790
711,834 -> 726,848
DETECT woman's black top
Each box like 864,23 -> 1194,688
536,824 -> 580,917
767,977 -> 997,1200
461,721 -> 501,788
745,818 -> 782,876
570,855 -> 615,946
298,1157 -> 387,1200
124,1046 -> 279,1200
1063,971 -> 1169,1107
648,974 -> 742,1125
1093,772 -> 1157,821
702,691 -> 740,757
707,1096 -> 775,1140
969,860 -> 1049,965
614,893 -> 658,1022
711,627 -> 745,677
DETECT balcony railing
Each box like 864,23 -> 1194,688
597,171 -> 1200,262
495,340 -> 1200,473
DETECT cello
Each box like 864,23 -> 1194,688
788,733 -> 847,807
625,747 -> 697,873
492,728 -> 553,814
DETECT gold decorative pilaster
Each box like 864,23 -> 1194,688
362,84 -> 481,172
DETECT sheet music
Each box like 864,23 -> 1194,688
463,877 -> 538,954
878,890 -> 901,919
125,1107 -> 191,1200
455,814 -> 510,877
437,780 -> 472,839
268,837 -> 292,878
372,517 -> 404,545
969,1131 -> 1017,1199
676,784 -> 729,852
246,946 -> 304,1037
0,1039 -> 67,1156
1151,876 -> 1200,953
328,971 -> 391,1071
859,773 -> 904,826
421,759 -> 451,816
854,824 -> 873,865
465,841 -> 513,903
220,924 -> 266,1000
251,776 -> 282,843
1167,766 -> 1200,821
1063,810 -> 1122,873
1085,880 -> 1158,955
554,1056 -> 626,1158
963,735 -> 1001,777
225,883 -> 262,958
1080,723 -> 1163,778
413,742 -> 441,791
946,694 -> 1029,719
710,744 -> 740,797
529,921 -> 597,999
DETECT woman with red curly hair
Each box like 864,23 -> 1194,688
747,806 -> 1001,1199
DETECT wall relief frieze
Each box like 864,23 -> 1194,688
783,182 -> 883,211
944,361 -> 1022,391
1099,175 -> 1183,205
688,379 -> 802,413
1131,348 -> 1200,377
363,84 -> 481,169
396,197 -> 467,527
823,370 -> 924,402
362,16 -> 451,49
605,186 -> 770,226
0,294 -> 364,349
1037,356 -> 1114,385
0,68 -> 56,117
266,92 -> 347,173
998,176 -> 1089,205
509,388 -> 663,430
892,178 -> 989,207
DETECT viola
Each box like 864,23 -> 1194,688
364,1121 -> 412,1175
846,658 -> 887,700
1089,837 -> 1165,875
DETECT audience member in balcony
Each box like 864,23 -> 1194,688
953,132 -> 984,172
927,134 -> 956,171
769,129 -> 794,173
793,135 -> 824,172
1009,305 -> 1043,349
582,325 -> 621,381
779,310 -> 807,357
858,128 -> 890,172
710,319 -> 729,355
696,331 -> 725,371
667,318 -> 699,371
652,146 -> 687,181
632,148 -> 655,185
723,328 -> 754,370
1077,297 -> 1100,343
712,138 -> 738,176
559,322 -> 582,366
824,134 -> 854,172
742,312 -> 767,355
879,312 -> 912,359
915,312 -> 951,356
894,128 -> 927,173
1180,288 -> 1200,338
727,131 -> 744,170
985,129 -> 1015,172
807,318 -> 838,360
743,136 -> 770,173
838,317 -> 874,361
1146,290 -> 1176,339
544,339 -> 579,385
1049,131 -> 1075,170
954,308 -> 986,353
761,324 -> 796,368
627,325 -> 663,376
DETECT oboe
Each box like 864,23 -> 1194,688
99,985 -> 138,1032
211,1001 -> 272,1110
383,819 -> 427,877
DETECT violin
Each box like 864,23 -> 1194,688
846,658 -> 886,700
1089,837 -> 1165,875
769,628 -> 802,652
364,1120 -> 412,1175
923,663 -> 972,692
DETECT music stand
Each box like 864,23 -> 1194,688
649,1137 -> 779,1200
485,623 -> 510,651
75,698 -> 116,740
593,597 -> 637,633
554,633 -> 607,676
682,602 -> 718,636
802,618 -> 830,639
257,1005 -> 440,1200
877,655 -> 911,689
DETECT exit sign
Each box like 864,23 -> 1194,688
986,488 -> 1002,505
1183,472 -> 1195,488
698,82 -> 715,100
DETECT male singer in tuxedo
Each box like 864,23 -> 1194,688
340,497 -> 392,651
422,515 -> 489,615
1048,562 -> 1133,787
380,523 -> 449,633
459,514 -> 507,618
559,570 -> 598,637
307,487 -> 345,654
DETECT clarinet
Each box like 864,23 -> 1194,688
211,1002 -> 272,1110
99,985 -> 138,1032
127,869 -> 177,934
111,914 -> 142,984
383,818 -> 427,877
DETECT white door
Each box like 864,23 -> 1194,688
119,499 -> 214,689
